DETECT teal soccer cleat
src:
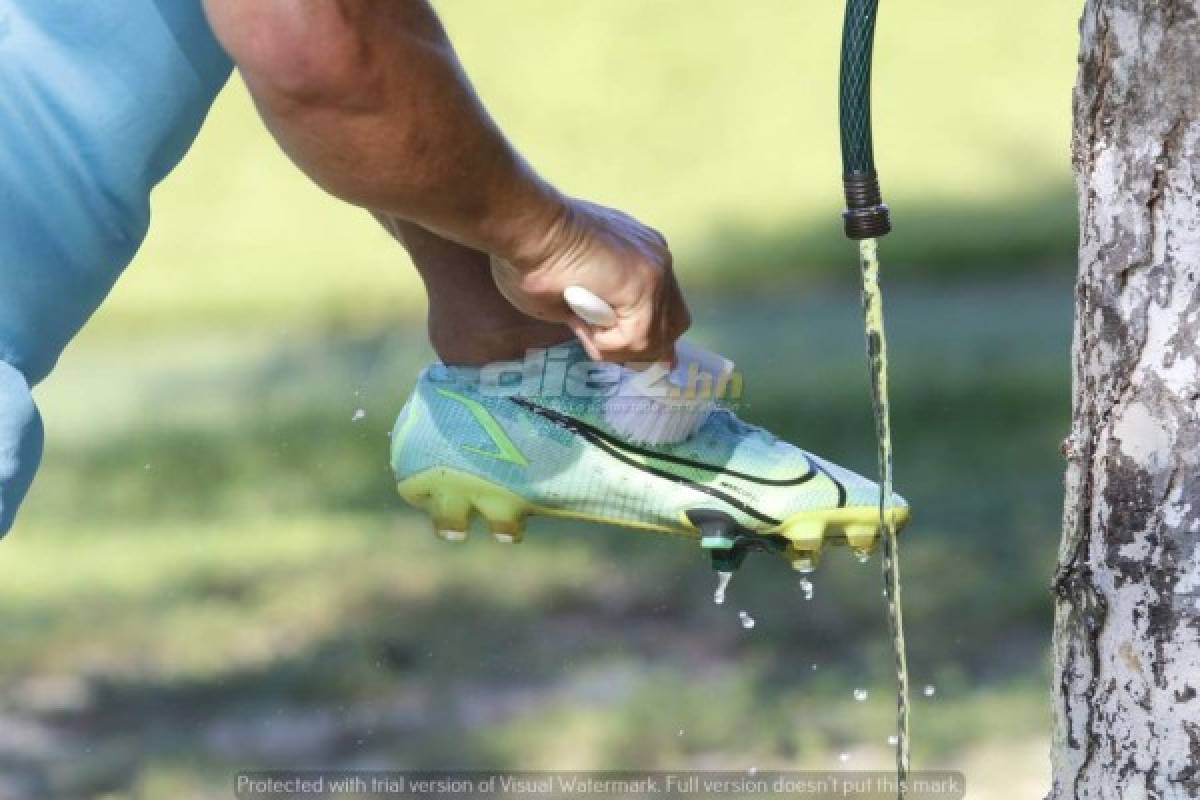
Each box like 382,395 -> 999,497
391,342 -> 908,572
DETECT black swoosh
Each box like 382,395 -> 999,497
511,398 -> 849,521
511,397 -> 818,487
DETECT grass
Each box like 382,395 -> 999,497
96,0 -> 1081,332
4,281 -> 1069,796
1,3 -> 1084,795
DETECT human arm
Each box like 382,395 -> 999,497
201,0 -> 689,361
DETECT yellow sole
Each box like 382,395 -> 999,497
396,467 -> 910,570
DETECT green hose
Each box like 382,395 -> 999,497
839,0 -> 891,240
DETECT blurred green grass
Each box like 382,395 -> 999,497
5,283 -> 1066,796
100,0 -> 1079,331
0,1 -> 1080,796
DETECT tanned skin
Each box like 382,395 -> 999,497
202,0 -> 690,365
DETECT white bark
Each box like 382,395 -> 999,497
1051,1 -> 1200,797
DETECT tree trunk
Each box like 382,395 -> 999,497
1051,1 -> 1200,796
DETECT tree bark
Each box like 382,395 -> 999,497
1051,1 -> 1200,797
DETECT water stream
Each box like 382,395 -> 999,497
857,238 -> 910,794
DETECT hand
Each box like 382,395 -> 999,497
490,198 -> 691,364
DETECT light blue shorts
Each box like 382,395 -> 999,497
0,0 -> 232,533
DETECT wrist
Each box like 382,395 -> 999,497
475,171 -> 569,273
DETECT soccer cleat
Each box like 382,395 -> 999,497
390,341 -> 909,572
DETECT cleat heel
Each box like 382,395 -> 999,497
398,468 -> 531,545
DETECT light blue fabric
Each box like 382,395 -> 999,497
0,361 -> 41,534
0,0 -> 232,534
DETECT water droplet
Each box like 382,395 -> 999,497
713,571 -> 733,605
923,684 -> 936,697
738,610 -> 756,629
352,408 -> 366,422
838,752 -> 850,763
799,577 -> 814,600
853,688 -> 868,702
887,735 -> 898,746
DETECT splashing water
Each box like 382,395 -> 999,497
853,688 -> 869,702
923,685 -> 936,698
799,577 -> 814,600
352,408 -> 366,422
713,571 -> 733,606
738,611 -> 756,630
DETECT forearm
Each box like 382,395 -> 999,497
202,0 -> 561,264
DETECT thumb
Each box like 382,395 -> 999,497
566,318 -> 605,363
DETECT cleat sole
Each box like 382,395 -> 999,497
397,467 -> 910,570
775,506 -> 909,564
399,468 -> 530,543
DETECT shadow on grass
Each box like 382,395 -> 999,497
3,549 -> 1048,795
6,277 -> 1072,795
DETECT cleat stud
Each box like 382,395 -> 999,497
429,493 -> 471,533
397,471 -> 534,542
843,523 -> 880,552
791,554 -> 818,573
781,519 -> 826,547
701,535 -> 736,551
436,528 -> 468,543
474,495 -> 526,542
788,544 -> 823,573
688,510 -> 738,550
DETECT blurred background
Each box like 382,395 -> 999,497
0,1 -> 1079,797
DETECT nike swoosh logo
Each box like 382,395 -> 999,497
437,388 -> 529,467
511,398 -> 848,523
512,397 -> 816,485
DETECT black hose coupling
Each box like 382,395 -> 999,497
842,171 -> 891,240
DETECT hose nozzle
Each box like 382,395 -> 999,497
842,171 -> 891,240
